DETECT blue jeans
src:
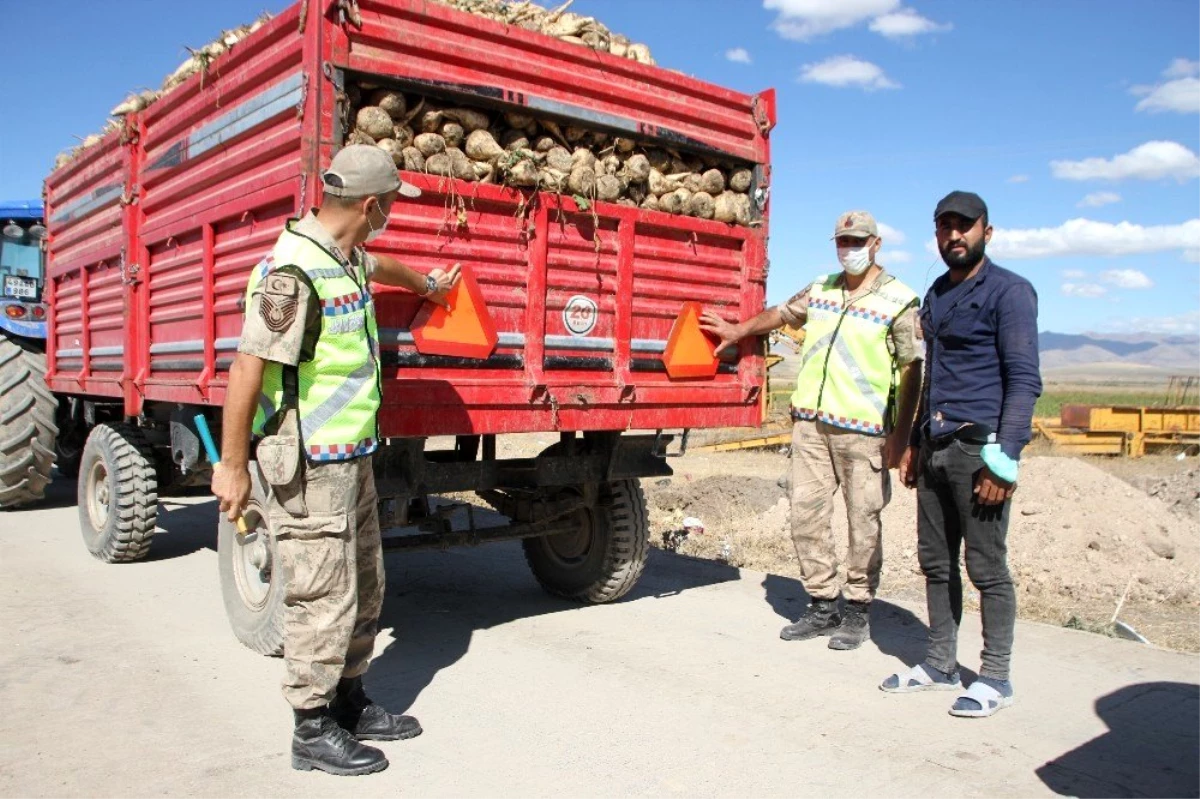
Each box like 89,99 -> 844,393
917,438 -> 1016,681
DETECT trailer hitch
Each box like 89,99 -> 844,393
655,429 -> 688,458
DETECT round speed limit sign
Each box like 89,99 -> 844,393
563,295 -> 598,336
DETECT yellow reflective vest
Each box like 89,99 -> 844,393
790,272 -> 918,436
246,220 -> 382,461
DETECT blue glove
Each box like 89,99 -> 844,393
980,443 -> 1018,484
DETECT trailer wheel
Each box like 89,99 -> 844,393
522,478 -> 650,603
78,424 -> 159,562
0,334 -> 58,509
218,466 -> 284,656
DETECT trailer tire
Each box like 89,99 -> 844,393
78,424 -> 159,562
522,478 -> 650,603
0,335 -> 58,509
218,466 -> 284,657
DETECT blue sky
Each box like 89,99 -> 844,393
3,0 -> 1198,336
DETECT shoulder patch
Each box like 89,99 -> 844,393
260,273 -> 300,333
264,273 -> 299,297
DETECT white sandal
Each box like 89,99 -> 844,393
879,664 -> 961,694
948,679 -> 1015,717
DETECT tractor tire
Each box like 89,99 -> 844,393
218,465 -> 284,656
522,478 -> 650,603
0,335 -> 58,509
78,423 -> 159,562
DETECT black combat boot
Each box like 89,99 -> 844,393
828,601 -> 871,650
780,598 -> 842,641
332,677 -> 423,742
291,706 -> 389,776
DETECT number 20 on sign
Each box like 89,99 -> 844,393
563,295 -> 598,336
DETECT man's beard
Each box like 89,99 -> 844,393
939,238 -> 986,271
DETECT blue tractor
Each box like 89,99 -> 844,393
0,200 -> 63,508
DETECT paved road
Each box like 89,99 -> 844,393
1,477 -> 1197,798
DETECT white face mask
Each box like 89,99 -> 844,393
364,200 -> 389,243
837,245 -> 872,276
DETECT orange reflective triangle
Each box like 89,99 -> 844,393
411,265 -> 498,359
663,301 -> 720,379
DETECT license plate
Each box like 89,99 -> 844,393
3,276 -> 36,299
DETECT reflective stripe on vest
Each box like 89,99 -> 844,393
246,219 -> 381,461
790,272 -> 918,435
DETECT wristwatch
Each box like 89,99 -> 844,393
422,274 -> 439,296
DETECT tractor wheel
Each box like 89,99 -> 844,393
0,335 -> 57,509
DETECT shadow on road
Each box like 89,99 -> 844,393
30,471 -> 81,511
135,486 -> 937,724
365,542 -> 741,718
1036,681 -> 1200,798
146,498 -> 220,561
869,601 -> 929,666
761,572 -> 930,667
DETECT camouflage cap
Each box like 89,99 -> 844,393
832,210 -> 878,239
322,144 -> 421,199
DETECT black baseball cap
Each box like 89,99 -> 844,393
934,191 -> 987,222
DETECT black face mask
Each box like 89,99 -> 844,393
939,236 -> 986,272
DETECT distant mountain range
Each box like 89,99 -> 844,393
1039,332 -> 1199,373
769,331 -> 1198,379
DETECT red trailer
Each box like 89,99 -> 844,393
39,0 -> 773,653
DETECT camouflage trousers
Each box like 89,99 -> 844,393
790,419 -> 892,604
268,455 -> 384,711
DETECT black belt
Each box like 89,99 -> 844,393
928,423 -> 993,447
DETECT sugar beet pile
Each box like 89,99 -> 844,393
55,14 -> 272,168
343,86 -> 755,224
58,0 -> 758,226
434,0 -> 657,64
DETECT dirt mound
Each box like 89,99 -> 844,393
644,455 -> 1200,651
1124,468 -> 1200,519
1000,457 -> 1197,608
649,475 -> 782,525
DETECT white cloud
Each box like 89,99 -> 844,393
1131,59 -> 1200,114
868,8 -> 951,38
1062,269 -> 1086,279
1077,191 -> 1121,208
1133,78 -> 1200,114
765,0 -> 900,41
1164,58 -> 1200,79
1185,249 -> 1200,263
1061,283 -> 1107,299
988,218 -> 1200,259
1050,141 -> 1200,182
1007,174 -> 1030,184
1100,268 -> 1153,289
1103,310 -> 1200,336
876,222 -> 906,244
882,250 -> 913,263
725,47 -> 752,64
800,55 -> 900,91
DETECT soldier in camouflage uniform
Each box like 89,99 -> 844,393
701,211 -> 923,651
213,145 -> 460,776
